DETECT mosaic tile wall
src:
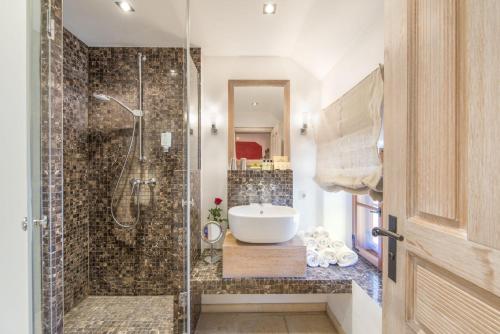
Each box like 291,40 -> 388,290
62,28 -> 90,314
227,170 -> 293,208
40,0 -> 64,332
88,47 -> 186,295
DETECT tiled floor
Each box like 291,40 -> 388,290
64,296 -> 174,333
195,312 -> 338,334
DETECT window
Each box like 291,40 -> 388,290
352,194 -> 383,269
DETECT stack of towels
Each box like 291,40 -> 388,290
299,227 -> 358,268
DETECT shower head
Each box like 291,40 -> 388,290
93,93 -> 143,117
93,93 -> 111,102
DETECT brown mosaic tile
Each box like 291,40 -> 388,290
41,0 -> 64,332
228,170 -> 293,208
88,47 -> 188,296
63,28 -> 90,314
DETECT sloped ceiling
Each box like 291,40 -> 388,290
64,0 -> 383,79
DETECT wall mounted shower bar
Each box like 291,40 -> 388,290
138,53 -> 146,162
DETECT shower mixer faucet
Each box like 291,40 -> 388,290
130,178 -> 157,187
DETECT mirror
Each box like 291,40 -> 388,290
201,221 -> 223,264
228,80 -> 290,163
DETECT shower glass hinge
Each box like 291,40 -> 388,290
179,291 -> 188,308
182,199 -> 194,208
46,9 -> 55,40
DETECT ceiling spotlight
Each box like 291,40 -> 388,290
115,1 -> 135,12
251,101 -> 259,107
263,3 -> 277,15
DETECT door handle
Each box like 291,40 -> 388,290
372,227 -> 404,241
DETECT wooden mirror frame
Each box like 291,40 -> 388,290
228,80 -> 290,163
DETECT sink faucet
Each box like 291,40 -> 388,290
257,182 -> 264,205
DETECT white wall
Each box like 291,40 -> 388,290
201,56 -> 323,241
319,12 -> 384,247
351,282 -> 382,334
326,282 -> 382,334
0,0 -> 31,332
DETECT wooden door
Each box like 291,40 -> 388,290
384,0 -> 500,333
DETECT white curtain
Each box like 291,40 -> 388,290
314,67 -> 383,200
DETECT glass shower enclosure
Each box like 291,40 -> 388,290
30,0 -> 199,333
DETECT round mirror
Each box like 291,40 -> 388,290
201,221 -> 224,264
202,221 -> 224,244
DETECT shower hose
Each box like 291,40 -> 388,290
110,117 -> 141,228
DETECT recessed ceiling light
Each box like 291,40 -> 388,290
251,101 -> 259,107
263,3 -> 277,15
115,1 -> 135,13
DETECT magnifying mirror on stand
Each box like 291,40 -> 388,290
201,221 -> 224,264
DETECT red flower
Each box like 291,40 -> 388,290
214,197 -> 223,205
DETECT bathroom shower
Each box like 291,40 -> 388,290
93,52 -> 155,228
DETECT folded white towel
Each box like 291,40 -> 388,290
319,248 -> 338,265
304,237 -> 318,251
330,240 -> 346,251
319,256 -> 330,268
306,249 -> 321,267
336,246 -> 358,267
312,226 -> 330,239
317,236 -> 330,250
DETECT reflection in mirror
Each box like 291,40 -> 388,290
234,86 -> 284,160
228,80 -> 290,163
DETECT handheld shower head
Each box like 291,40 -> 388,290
93,93 -> 143,117
93,93 -> 111,102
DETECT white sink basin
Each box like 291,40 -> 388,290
228,204 -> 299,243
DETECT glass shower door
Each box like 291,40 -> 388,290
28,0 -> 44,332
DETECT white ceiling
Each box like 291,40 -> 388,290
234,86 -> 283,120
64,0 -> 383,79
64,0 -> 187,47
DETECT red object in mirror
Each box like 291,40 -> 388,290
236,141 -> 262,160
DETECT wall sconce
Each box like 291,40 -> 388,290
211,112 -> 218,135
300,111 -> 309,135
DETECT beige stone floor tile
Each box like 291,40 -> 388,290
284,314 -> 337,334
196,313 -> 288,334
195,312 -> 338,334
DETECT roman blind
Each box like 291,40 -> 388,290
314,67 -> 383,200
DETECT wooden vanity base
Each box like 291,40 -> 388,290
222,232 -> 306,278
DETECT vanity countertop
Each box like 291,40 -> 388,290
191,250 -> 382,305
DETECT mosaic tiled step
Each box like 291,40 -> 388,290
63,296 -> 174,334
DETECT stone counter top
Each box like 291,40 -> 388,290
191,250 -> 382,305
